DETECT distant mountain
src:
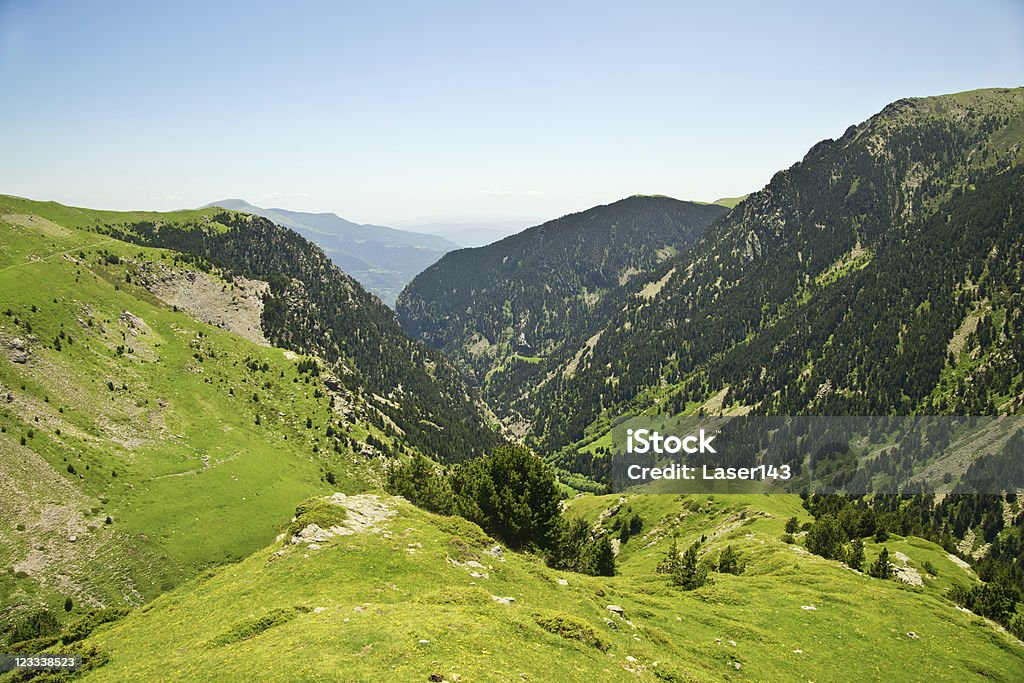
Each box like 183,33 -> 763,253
403,220 -> 538,248
204,199 -> 459,306
396,196 -> 727,429
710,195 -> 748,208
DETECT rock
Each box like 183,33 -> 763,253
120,311 -> 143,329
491,595 -> 515,605
557,578 -> 568,586
733,662 -> 742,670
793,649 -> 804,654
604,618 -> 617,629
606,605 -> 625,617
483,544 -> 504,560
418,639 -> 430,646
11,352 -> 28,364
625,656 -> 637,663
67,535 -> 77,543
313,607 -> 326,614
907,631 -> 919,640
9,337 -> 26,350
801,604 -> 816,611
728,640 -> 737,647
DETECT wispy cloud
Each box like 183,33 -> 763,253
477,189 -> 543,196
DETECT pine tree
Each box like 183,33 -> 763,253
673,540 -> 709,590
869,547 -> 893,579
847,538 -> 865,571
717,545 -> 743,574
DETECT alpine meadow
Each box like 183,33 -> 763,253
2,3 -> 1024,681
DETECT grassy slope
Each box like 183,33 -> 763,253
72,493 -> 1024,682
0,197 -> 389,625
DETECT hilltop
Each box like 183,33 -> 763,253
56,492 -> 1024,681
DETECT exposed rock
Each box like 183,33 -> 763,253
290,494 -> 398,547
491,595 -> 515,605
606,605 -> 625,617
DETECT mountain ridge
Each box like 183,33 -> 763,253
204,199 -> 458,306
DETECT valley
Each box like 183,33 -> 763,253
3,86 -> 1024,682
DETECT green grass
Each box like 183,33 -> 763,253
52,493 -> 1024,682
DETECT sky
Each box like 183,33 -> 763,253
1,0 -> 1022,227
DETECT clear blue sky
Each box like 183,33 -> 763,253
1,0 -> 1022,226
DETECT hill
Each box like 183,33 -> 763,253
205,199 -> 458,307
55,492 -> 1024,681
0,196 -> 499,632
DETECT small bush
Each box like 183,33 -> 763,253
533,610 -> 609,651
287,498 -> 347,536
209,607 -> 303,647
62,608 -> 130,643
8,610 -> 61,644
417,587 -> 493,606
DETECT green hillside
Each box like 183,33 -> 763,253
0,196 -> 502,635
492,88 -> 1024,454
0,198 -> 405,625
54,493 -> 1024,682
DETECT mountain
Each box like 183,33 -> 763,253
205,199 -> 459,307
6,88 -> 1024,681
0,196 -> 499,631
403,219 -> 537,248
397,196 -> 727,431
397,88 -> 1024,457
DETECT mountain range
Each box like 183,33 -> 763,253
2,86 -> 1024,680
204,199 -> 460,307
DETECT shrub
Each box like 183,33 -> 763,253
208,607 -> 305,647
287,499 -> 346,536
62,608 -> 130,643
8,610 -> 61,644
533,610 -> 609,651
449,445 -> 562,550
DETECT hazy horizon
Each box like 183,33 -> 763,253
1,0 -> 1022,225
